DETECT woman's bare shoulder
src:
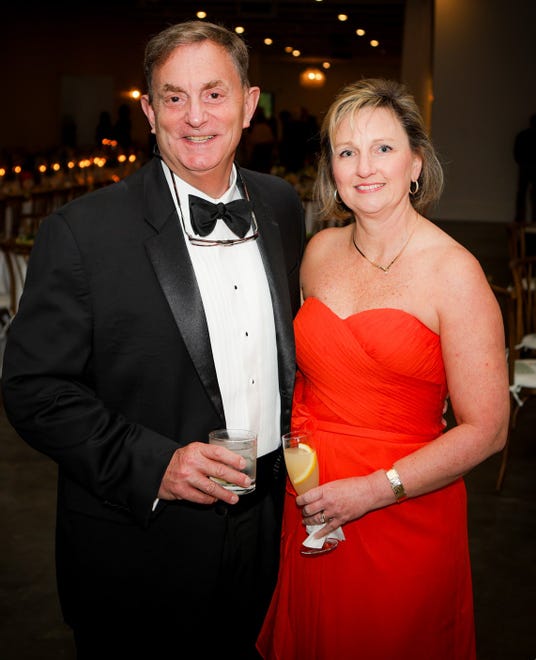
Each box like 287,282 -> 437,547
300,226 -> 353,293
303,225 -> 351,260
417,221 -> 497,322
419,219 -> 483,273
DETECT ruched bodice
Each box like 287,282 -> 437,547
295,297 -> 447,437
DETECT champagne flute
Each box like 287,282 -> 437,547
282,431 -> 338,556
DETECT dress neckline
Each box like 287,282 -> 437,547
302,296 -> 439,338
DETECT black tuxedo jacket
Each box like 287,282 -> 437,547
2,157 -> 305,628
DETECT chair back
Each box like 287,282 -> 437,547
491,283 -> 517,385
16,190 -> 58,241
507,222 -> 526,260
0,194 -> 25,239
0,243 -> 29,315
509,255 -> 536,343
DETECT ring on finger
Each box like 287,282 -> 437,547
319,510 -> 326,524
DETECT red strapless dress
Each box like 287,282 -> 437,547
257,297 -> 476,660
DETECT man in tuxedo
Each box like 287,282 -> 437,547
2,21 -> 304,659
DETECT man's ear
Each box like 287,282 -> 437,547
141,95 -> 156,134
243,86 -> 261,129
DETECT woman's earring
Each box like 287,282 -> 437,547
334,189 -> 343,204
409,180 -> 419,195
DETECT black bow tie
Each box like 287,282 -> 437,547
188,195 -> 252,238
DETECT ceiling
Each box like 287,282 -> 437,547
16,0 -> 404,65
131,0 -> 406,62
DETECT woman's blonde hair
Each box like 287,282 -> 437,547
314,78 -> 444,220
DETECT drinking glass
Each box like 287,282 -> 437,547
208,429 -> 257,495
282,431 -> 338,556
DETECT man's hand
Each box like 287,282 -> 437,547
158,442 -> 252,505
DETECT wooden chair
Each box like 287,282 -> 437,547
0,185 -> 84,317
0,194 -> 25,240
16,190 -> 58,241
507,221 -> 536,260
510,255 -> 536,347
492,256 -> 536,490
506,222 -> 526,260
0,241 -> 30,315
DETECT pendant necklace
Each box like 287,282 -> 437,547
351,217 -> 419,273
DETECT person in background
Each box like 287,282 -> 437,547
94,110 -> 114,147
244,106 -> 277,172
513,113 -> 536,223
257,78 -> 509,660
2,20 -> 304,660
113,103 -> 133,151
277,106 -> 317,173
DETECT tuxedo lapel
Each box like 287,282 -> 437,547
142,161 -> 225,421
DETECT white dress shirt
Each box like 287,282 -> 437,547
162,162 -> 281,458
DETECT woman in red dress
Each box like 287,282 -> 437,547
257,79 -> 509,660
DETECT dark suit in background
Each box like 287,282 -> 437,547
514,113 -> 536,223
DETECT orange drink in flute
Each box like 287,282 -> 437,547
282,432 -> 339,556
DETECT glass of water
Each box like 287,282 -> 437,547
208,429 -> 257,495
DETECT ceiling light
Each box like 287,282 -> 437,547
196,11 -> 207,19
292,49 -> 301,57
370,40 -> 379,47
356,29 -> 366,37
300,67 -> 326,88
235,26 -> 245,34
338,14 -> 348,22
264,38 -> 273,45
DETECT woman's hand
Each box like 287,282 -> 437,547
296,471 -> 394,538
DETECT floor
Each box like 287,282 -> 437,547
0,220 -> 535,659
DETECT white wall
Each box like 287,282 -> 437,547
432,0 -> 536,222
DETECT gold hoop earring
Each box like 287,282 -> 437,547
409,180 -> 419,196
334,189 -> 343,204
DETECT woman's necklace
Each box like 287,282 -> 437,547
351,217 -> 419,273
